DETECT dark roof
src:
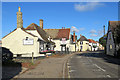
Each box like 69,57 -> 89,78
44,28 -> 70,39
44,29 -> 59,39
109,21 -> 120,33
25,23 -> 37,30
25,23 -> 54,44
77,36 -> 88,41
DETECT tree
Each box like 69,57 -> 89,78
114,25 -> 120,56
99,34 -> 107,47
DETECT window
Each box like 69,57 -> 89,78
26,37 -> 28,40
80,41 -> 83,45
110,45 -> 112,49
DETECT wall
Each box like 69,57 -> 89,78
2,28 -> 45,57
106,31 -> 115,56
77,41 -> 89,51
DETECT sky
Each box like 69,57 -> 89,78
2,2 -> 118,41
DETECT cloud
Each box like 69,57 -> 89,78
74,2 -> 104,12
71,26 -> 79,32
97,29 -> 103,36
79,28 -> 85,31
71,26 -> 85,33
90,34 -> 98,37
90,29 -> 97,33
89,29 -> 104,37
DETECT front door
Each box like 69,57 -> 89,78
80,46 -> 83,52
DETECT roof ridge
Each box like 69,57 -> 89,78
44,28 -> 70,30
25,23 -> 38,29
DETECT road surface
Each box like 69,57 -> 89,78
67,51 -> 120,79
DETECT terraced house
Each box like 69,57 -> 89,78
44,28 -> 77,52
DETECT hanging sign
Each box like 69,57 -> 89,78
61,38 -> 67,44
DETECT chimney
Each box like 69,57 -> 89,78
40,19 -> 43,29
62,27 -> 63,29
17,7 -> 23,28
73,31 -> 75,43
80,34 -> 82,37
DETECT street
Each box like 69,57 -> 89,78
67,51 -> 120,78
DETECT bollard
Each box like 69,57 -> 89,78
32,52 -> 34,63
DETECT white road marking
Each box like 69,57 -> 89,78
68,65 -> 71,68
69,70 -> 76,73
93,64 -> 106,72
106,75 -> 111,78
77,56 -> 81,58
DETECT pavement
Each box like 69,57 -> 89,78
13,53 -> 74,78
2,62 -> 27,79
67,51 -> 120,79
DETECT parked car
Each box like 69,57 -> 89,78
0,47 -> 13,63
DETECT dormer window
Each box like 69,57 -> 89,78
80,41 -> 83,45
26,37 -> 28,40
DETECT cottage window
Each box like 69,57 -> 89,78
26,37 -> 28,40
110,45 -> 112,49
80,41 -> 83,45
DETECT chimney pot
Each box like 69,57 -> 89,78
80,34 -> 82,37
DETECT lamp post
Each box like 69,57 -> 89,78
103,25 -> 105,36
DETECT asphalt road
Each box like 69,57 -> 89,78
67,51 -> 120,79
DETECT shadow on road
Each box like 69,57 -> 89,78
2,61 -> 22,80
76,50 -> 120,65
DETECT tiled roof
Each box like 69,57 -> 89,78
77,36 -> 88,41
25,23 -> 54,44
25,23 -> 50,42
25,23 -> 37,30
88,39 -> 97,43
44,28 -> 70,39
57,28 -> 70,39
44,29 -> 59,39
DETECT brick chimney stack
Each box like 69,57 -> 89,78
73,31 -> 75,43
17,7 -> 23,28
40,19 -> 43,29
